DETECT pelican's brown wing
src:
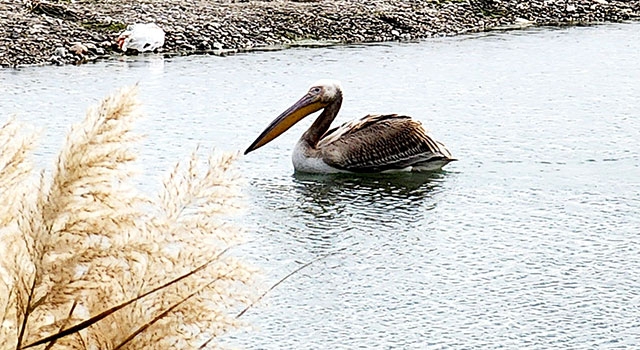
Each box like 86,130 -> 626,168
318,114 -> 453,172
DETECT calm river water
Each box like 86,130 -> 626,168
1,23 -> 639,349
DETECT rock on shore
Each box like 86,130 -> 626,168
1,0 -> 639,68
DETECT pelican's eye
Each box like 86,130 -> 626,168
310,87 -> 322,95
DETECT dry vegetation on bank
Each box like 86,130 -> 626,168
0,86 -> 257,349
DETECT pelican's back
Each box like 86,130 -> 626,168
318,114 -> 453,173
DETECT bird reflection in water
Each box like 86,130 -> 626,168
248,170 -> 452,256
285,171 -> 450,252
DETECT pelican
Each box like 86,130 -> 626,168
244,79 -> 455,173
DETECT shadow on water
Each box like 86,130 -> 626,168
291,171 -> 447,206
283,171 -> 451,248
248,170 -> 453,254
249,170 -> 453,255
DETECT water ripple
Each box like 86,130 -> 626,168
2,22 -> 640,349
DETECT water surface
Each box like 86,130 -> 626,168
1,23 -> 639,349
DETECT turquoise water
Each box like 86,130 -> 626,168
1,22 -> 639,349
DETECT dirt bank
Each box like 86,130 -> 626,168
1,0 -> 639,68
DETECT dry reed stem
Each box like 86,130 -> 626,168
0,86 -> 257,349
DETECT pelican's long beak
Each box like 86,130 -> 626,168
245,93 -> 325,154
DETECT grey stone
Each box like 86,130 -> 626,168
69,43 -> 88,55
53,46 -> 66,57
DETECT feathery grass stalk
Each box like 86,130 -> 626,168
0,86 -> 257,349
42,301 -> 77,350
15,278 -> 37,350
21,246 -> 234,349
114,275 -> 225,350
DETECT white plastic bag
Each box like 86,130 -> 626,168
116,23 -> 165,52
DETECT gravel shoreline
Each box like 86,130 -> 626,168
1,0 -> 639,68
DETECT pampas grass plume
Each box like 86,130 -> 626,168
0,86 -> 256,349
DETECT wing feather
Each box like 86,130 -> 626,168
319,114 -> 453,172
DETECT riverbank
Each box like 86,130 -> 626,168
1,0 -> 639,68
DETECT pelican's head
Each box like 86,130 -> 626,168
244,79 -> 343,155
310,79 -> 342,103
